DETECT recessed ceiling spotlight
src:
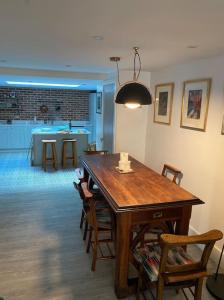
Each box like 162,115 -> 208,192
187,45 -> 198,49
92,35 -> 104,41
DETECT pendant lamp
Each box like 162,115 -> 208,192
110,47 -> 152,109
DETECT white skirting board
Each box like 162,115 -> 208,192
189,225 -> 224,269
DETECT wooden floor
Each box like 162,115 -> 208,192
0,153 -> 216,300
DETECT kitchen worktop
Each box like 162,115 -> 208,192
0,120 -> 92,150
32,126 -> 90,135
31,127 -> 90,166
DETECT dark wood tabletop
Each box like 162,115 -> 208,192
81,153 -> 203,212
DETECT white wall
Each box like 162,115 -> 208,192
145,55 -> 224,253
114,71 -> 151,162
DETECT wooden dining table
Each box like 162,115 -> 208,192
81,153 -> 204,298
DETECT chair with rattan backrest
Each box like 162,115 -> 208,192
134,230 -> 223,300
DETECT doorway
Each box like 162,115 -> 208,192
102,83 -> 115,153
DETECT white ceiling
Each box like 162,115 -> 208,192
0,0 -> 224,78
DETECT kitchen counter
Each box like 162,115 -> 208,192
0,121 -> 93,150
31,126 -> 90,166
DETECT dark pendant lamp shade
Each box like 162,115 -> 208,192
115,81 -> 152,106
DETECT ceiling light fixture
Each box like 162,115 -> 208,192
6,81 -> 80,88
110,47 -> 152,109
187,45 -> 198,49
92,35 -> 104,41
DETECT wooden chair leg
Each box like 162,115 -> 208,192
74,142 -> 77,167
194,278 -> 203,300
136,277 -> 142,300
52,143 -> 57,170
83,220 -> 88,241
91,235 -> 98,272
62,142 -> 66,168
43,143 -> 47,172
72,141 -> 76,167
62,142 -> 64,167
157,276 -> 165,300
51,144 -> 55,169
86,228 -> 92,253
42,143 -> 44,169
80,209 -> 85,229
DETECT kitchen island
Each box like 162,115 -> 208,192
32,126 -> 90,166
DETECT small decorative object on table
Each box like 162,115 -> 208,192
116,152 -> 134,174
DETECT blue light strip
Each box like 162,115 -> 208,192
6,81 -> 80,88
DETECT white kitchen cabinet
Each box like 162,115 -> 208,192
0,125 -> 33,149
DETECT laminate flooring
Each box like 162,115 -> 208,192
0,152 -> 217,299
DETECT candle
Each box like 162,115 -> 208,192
119,152 -> 131,171
120,152 -> 128,162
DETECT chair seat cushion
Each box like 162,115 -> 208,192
134,243 -> 194,282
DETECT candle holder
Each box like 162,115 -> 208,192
116,152 -> 134,174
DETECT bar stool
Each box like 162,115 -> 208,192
42,140 -> 57,171
62,139 -> 77,168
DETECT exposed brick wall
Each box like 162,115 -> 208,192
0,87 -> 91,121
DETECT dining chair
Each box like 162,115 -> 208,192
74,150 -> 108,186
162,164 -> 182,234
74,150 -> 108,235
73,180 -> 108,240
81,182 -> 115,271
162,163 -> 182,184
132,230 -> 223,300
132,164 -> 182,243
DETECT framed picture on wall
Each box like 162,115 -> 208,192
221,115 -> 224,135
96,92 -> 102,114
180,78 -> 211,131
154,82 -> 174,125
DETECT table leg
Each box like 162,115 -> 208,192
115,212 -> 132,298
175,206 -> 192,235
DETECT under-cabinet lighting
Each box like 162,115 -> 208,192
6,81 -> 80,88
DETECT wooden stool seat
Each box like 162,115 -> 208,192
63,139 -> 77,142
42,139 -> 56,143
62,139 -> 77,168
42,140 -> 57,171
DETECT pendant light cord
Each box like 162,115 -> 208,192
133,48 -> 141,81
112,47 -> 142,85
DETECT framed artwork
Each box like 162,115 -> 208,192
181,78 -> 211,131
154,82 -> 174,125
96,92 -> 102,114
221,115 -> 224,135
